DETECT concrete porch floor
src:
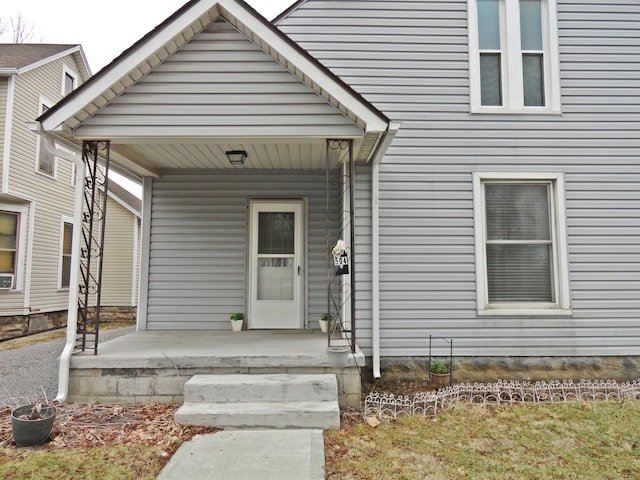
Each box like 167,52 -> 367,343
67,330 -> 365,407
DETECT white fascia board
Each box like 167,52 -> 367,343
41,1 -> 221,133
220,0 -> 389,133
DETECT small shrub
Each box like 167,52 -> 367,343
230,313 -> 244,321
429,361 -> 448,374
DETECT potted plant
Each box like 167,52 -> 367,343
319,313 -> 333,333
230,313 -> 244,332
429,361 -> 451,388
11,402 -> 57,447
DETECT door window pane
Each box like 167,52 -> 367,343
480,53 -> 502,106
523,54 -> 544,106
258,257 -> 294,301
258,212 -> 294,255
478,0 -> 501,50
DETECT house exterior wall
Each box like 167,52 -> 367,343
101,195 -> 140,307
4,56 -> 79,315
279,0 -> 640,358
143,169 -> 340,330
76,19 -> 362,139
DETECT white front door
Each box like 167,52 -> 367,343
248,200 -> 304,329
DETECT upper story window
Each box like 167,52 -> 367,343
473,172 -> 571,315
62,65 -> 78,96
36,101 -> 56,177
468,0 -> 561,113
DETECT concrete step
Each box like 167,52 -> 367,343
183,373 -> 338,404
175,400 -> 340,429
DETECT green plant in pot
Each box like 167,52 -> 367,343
230,313 -> 244,332
429,361 -> 450,388
319,313 -> 333,333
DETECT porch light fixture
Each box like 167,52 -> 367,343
226,150 -> 247,165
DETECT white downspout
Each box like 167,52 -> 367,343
370,122 -> 401,379
29,125 -> 85,402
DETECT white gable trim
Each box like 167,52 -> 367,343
40,0 -> 387,136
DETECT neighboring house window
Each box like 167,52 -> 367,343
473,172 -> 570,315
468,0 -> 561,113
62,65 -> 78,96
36,101 -> 56,177
60,220 -> 73,289
0,211 -> 19,289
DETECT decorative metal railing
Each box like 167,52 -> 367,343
75,140 -> 110,354
325,139 -> 355,353
364,379 -> 640,421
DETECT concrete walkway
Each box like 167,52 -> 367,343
157,429 -> 326,480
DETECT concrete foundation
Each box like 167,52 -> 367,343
377,356 -> 640,385
67,330 -> 364,408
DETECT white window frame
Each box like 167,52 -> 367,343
473,172 -> 571,315
58,216 -> 74,290
468,0 -> 561,114
0,203 -> 28,292
61,64 -> 78,97
35,97 -> 57,178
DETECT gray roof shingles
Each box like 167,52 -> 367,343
0,43 -> 78,70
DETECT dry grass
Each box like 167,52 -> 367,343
326,401 -> 640,479
0,403 -> 219,480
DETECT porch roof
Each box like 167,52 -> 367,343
36,0 -> 391,178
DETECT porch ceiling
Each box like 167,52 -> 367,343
108,135 -> 368,173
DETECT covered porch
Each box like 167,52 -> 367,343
68,329 -> 365,408
33,0 -> 394,405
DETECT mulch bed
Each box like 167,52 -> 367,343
0,403 -> 219,454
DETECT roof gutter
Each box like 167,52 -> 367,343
369,121 -> 401,379
28,122 -> 84,403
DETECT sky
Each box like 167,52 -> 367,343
0,0 -> 296,72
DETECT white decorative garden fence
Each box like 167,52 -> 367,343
364,379 -> 640,421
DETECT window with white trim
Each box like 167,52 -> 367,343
468,0 -> 561,113
0,211 -> 19,289
59,219 -> 73,289
36,100 -> 56,177
62,65 -> 78,96
473,172 -> 570,315
0,204 -> 28,291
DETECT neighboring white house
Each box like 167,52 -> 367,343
34,0 -> 640,393
0,44 -> 140,340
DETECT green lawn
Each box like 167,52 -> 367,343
326,401 -> 640,479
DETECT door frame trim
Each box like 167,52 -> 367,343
246,198 -> 307,329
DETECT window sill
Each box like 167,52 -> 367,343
478,308 -> 572,316
470,107 -> 562,115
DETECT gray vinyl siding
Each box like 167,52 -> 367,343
76,19 -> 362,139
145,169 -> 339,330
279,0 -> 640,357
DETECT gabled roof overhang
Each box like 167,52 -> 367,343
37,0 -> 390,176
